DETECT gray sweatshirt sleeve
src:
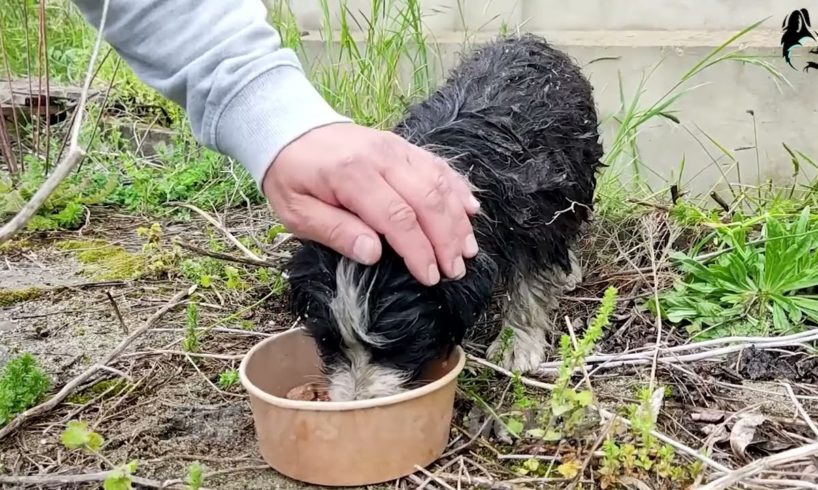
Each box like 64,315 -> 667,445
70,0 -> 351,186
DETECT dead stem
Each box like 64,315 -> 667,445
699,442 -> 818,490
105,290 -> 129,334
175,239 -> 285,267
781,383 -> 818,439
173,203 -> 265,262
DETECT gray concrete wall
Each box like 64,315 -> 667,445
284,1 -> 818,196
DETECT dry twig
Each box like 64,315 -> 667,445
174,203 -> 265,262
782,383 -> 818,439
0,471 -> 201,489
535,327 -> 818,374
105,290 -> 128,334
698,443 -> 818,490
175,240 -> 286,267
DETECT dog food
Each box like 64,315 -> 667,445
286,382 -> 331,402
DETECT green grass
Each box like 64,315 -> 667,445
270,0 -> 435,128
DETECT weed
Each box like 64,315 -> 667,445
536,286 -> 617,441
513,458 -> 552,478
1,157 -> 118,232
0,237 -> 31,253
0,353 -> 51,427
58,225 -> 180,280
217,368 -> 239,389
182,302 -> 200,353
658,207 -> 818,338
490,326 -> 514,364
185,461 -> 204,490
596,386 -> 701,488
60,421 -> 138,490
599,19 -> 789,200
224,266 -> 247,291
269,0 -> 434,128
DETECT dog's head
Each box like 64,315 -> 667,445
286,240 -> 497,401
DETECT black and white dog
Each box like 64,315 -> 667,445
287,34 -> 604,401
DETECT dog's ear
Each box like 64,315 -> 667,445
435,253 -> 498,343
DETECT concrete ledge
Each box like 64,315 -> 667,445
300,28 -> 785,48
286,0 -> 803,33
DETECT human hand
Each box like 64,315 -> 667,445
263,122 -> 480,286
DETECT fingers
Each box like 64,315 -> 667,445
382,151 -> 476,279
282,194 -> 383,266
333,170 -> 441,286
443,162 -> 481,216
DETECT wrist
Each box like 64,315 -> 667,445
214,65 -> 351,187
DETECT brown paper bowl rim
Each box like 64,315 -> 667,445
239,327 -> 466,412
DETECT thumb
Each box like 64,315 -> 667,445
287,195 -> 383,266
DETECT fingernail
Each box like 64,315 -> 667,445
452,256 -> 466,279
464,234 -> 479,257
428,264 -> 441,285
352,235 -> 377,264
469,196 -> 480,210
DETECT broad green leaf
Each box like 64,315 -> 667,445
103,468 -> 132,490
506,418 -> 524,437
574,390 -> 593,407
60,421 -> 103,452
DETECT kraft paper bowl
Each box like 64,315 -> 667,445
239,327 -> 466,487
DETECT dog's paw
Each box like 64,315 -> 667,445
563,252 -> 583,292
487,331 -> 547,373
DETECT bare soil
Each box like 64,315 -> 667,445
2,207 -> 818,489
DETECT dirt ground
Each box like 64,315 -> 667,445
2,207 -> 818,489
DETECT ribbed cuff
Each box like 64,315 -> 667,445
214,65 -> 352,186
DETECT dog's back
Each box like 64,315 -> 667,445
393,34 -> 604,281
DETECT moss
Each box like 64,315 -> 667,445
57,232 -> 180,281
67,379 -> 130,405
0,287 -> 45,307
0,238 -> 32,254
57,239 -> 147,280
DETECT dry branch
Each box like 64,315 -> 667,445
0,285 -> 196,441
0,464 -> 268,489
534,327 -> 818,375
0,0 -> 110,245
0,471 -> 199,489
697,442 -> 818,490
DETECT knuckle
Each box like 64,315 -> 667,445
335,152 -> 358,173
424,174 -> 450,210
326,221 -> 346,245
387,201 -> 418,230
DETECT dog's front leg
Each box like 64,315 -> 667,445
486,251 -> 582,372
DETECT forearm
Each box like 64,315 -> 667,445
70,0 -> 349,184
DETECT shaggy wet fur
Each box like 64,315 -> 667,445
286,34 -> 604,401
